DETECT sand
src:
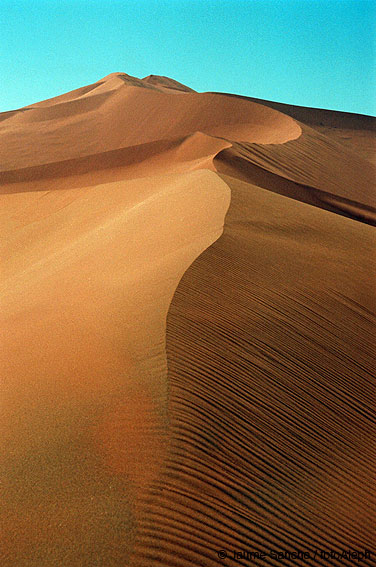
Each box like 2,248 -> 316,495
1,72 -> 375,566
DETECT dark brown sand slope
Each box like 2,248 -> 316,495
1,73 -> 375,566
138,178 -> 375,567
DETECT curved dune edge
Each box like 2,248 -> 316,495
212,123 -> 376,225
129,174 -> 376,567
214,92 -> 376,165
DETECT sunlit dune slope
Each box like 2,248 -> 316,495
1,72 -> 375,566
0,170 -> 230,566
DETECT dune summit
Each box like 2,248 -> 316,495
1,73 -> 375,566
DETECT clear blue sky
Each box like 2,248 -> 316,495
1,0 -> 375,115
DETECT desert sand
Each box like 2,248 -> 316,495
1,72 -> 375,566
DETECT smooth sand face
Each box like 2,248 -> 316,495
1,73 -> 375,565
1,170 -> 230,564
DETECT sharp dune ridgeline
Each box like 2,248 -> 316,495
1,72 -> 375,566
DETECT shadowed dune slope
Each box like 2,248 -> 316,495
1,73 -> 375,566
132,176 -> 376,566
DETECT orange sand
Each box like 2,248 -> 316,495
1,73 -> 375,566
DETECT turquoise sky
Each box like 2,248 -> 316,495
1,0 -> 375,115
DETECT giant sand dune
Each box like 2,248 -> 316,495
1,73 -> 375,566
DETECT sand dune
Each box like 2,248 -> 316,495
0,73 -> 301,171
1,73 -> 375,566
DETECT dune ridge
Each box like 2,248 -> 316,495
131,175 -> 375,566
1,72 -> 375,566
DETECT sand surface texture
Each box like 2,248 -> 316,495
1,73 -> 375,566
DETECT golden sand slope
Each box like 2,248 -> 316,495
1,73 -> 375,566
0,169 -> 230,565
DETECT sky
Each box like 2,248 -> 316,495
1,0 -> 375,115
